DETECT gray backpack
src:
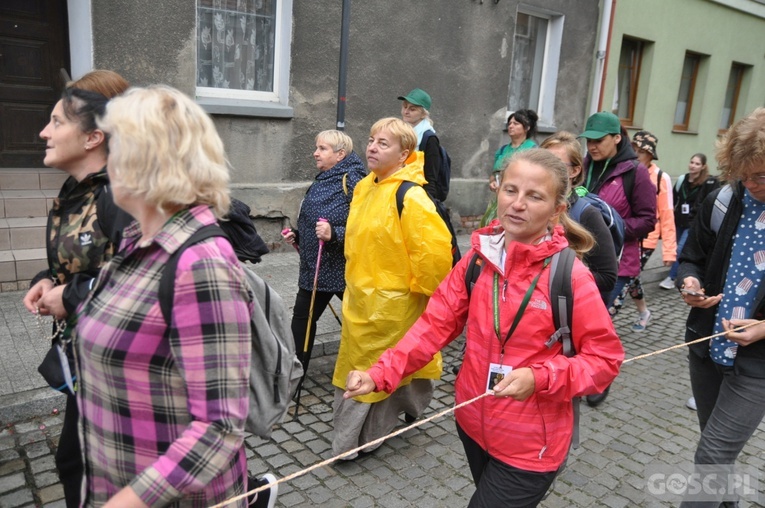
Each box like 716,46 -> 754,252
710,184 -> 734,234
159,224 -> 303,438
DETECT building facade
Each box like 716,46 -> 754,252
599,0 -> 765,178
0,0 -> 602,285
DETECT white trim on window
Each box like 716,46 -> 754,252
196,0 -> 293,118
508,5 -> 563,131
68,0 -> 94,79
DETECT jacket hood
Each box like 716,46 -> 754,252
611,135 -> 638,165
584,135 -> 638,178
469,223 -> 569,275
583,136 -> 642,195
375,151 -> 427,186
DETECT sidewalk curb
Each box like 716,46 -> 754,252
0,387 -> 66,426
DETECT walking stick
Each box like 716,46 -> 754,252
327,302 -> 342,326
293,219 -> 327,419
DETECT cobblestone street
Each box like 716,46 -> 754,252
2,259 -> 765,506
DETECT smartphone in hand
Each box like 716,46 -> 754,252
681,288 -> 707,298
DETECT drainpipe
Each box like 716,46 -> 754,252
589,0 -> 616,115
335,0 -> 351,131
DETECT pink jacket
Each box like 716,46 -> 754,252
368,225 -> 624,472
642,163 -> 677,261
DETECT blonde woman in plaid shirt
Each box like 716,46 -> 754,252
74,86 -> 275,507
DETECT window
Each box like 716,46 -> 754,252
673,53 -> 701,131
612,38 -> 643,125
719,63 -> 746,132
196,0 -> 293,117
507,9 -> 564,129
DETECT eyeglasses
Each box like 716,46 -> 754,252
742,174 -> 765,185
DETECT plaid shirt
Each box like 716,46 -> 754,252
75,205 -> 252,507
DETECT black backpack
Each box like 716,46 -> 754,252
420,130 -> 452,202
464,247 -> 582,448
396,181 -> 461,267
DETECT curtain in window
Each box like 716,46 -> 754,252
197,0 -> 276,91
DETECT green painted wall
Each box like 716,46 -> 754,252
602,0 -> 765,178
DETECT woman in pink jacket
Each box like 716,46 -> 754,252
344,149 -> 624,507
612,130 -> 677,331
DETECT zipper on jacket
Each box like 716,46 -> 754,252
502,280 -> 508,302
536,397 -> 549,460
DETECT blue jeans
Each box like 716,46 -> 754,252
607,276 -> 632,313
669,228 -> 689,280
680,352 -> 765,507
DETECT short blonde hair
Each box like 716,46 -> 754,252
369,117 -> 417,154
97,85 -> 230,217
717,107 -> 765,183
316,130 -> 353,154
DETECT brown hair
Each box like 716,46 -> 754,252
688,153 -> 711,187
68,70 -> 129,99
498,149 -> 594,257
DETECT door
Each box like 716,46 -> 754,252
0,0 -> 69,168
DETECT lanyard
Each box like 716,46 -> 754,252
493,257 -> 551,364
679,180 -> 699,203
585,158 -> 611,192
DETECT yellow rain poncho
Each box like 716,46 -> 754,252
332,152 -> 452,403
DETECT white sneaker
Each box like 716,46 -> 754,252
659,276 -> 675,290
686,397 -> 697,411
632,310 -> 652,332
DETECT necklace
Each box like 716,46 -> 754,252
35,307 -> 67,342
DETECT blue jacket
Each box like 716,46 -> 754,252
296,151 -> 366,292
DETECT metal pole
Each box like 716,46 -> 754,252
335,0 -> 351,131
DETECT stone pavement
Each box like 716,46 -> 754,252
2,237 -> 765,507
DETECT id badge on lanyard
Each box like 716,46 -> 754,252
488,257 -> 550,391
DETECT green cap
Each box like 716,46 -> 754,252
398,88 -> 432,111
579,111 -> 622,140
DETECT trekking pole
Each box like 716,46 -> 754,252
327,302 -> 342,326
284,227 -> 341,327
293,218 -> 327,419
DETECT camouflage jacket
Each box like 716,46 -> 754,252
32,168 -> 133,318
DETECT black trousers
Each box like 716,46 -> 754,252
457,423 -> 557,508
291,288 -> 343,370
57,393 -> 82,508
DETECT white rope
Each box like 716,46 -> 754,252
210,319 -> 765,507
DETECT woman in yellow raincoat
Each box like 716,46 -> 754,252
332,117 -> 453,458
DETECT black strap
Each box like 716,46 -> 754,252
547,247 -> 578,448
547,248 -> 576,357
396,181 -> 416,217
158,224 -> 227,326
621,159 -> 638,203
656,169 -> 663,196
464,252 -> 482,298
